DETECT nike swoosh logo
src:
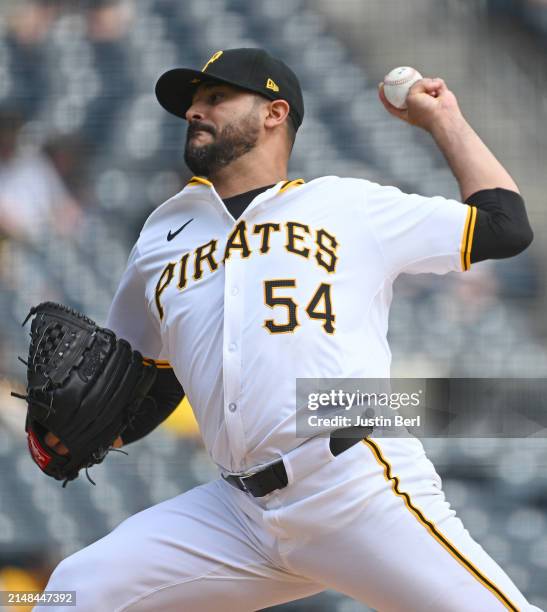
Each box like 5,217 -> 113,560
167,218 -> 194,241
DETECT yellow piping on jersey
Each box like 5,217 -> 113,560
466,205 -> 478,271
143,358 -> 172,369
362,438 -> 520,612
278,179 -> 305,194
460,206 -> 471,270
460,205 -> 477,272
187,176 -> 213,188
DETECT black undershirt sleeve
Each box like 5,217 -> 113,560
466,188 -> 533,264
121,367 -> 185,445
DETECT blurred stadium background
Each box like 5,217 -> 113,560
0,0 -> 546,610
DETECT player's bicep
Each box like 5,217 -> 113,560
363,183 -> 474,277
106,245 -> 163,360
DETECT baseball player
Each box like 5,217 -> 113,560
36,48 -> 538,611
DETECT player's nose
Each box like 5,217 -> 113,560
185,101 -> 205,123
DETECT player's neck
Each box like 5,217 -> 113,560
207,151 -> 288,199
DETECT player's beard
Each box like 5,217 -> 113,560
184,109 -> 260,177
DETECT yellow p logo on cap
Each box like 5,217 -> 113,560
202,51 -> 223,72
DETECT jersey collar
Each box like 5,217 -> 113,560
185,176 -> 305,196
186,176 -> 214,188
277,178 -> 305,194
183,176 -> 306,220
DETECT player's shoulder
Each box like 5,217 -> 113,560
133,185 -> 196,252
305,175 -> 397,198
140,189 -> 187,232
138,176 -> 218,238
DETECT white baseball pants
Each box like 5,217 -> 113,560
37,436 -> 541,612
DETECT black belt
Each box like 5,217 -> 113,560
222,426 -> 372,498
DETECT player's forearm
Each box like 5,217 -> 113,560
121,368 -> 185,445
431,114 -> 519,202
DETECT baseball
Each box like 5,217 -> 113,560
383,66 -> 423,110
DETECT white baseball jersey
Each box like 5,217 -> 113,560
106,175 -> 476,473
46,175 -> 539,612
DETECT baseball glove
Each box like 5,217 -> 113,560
14,302 -> 157,486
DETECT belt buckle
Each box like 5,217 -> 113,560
236,474 -> 252,492
224,468 -> 257,493
225,459 -> 280,495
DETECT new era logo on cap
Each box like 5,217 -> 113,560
155,48 -> 304,130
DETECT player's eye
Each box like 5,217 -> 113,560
209,92 -> 224,104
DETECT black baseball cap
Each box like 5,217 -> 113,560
155,48 -> 304,130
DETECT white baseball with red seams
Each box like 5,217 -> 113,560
383,66 -> 423,109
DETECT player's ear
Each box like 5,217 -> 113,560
264,99 -> 290,130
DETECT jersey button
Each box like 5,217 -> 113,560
228,402 -> 237,412
228,343 -> 237,352
231,287 -> 239,296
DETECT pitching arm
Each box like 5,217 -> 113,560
379,76 -> 519,200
